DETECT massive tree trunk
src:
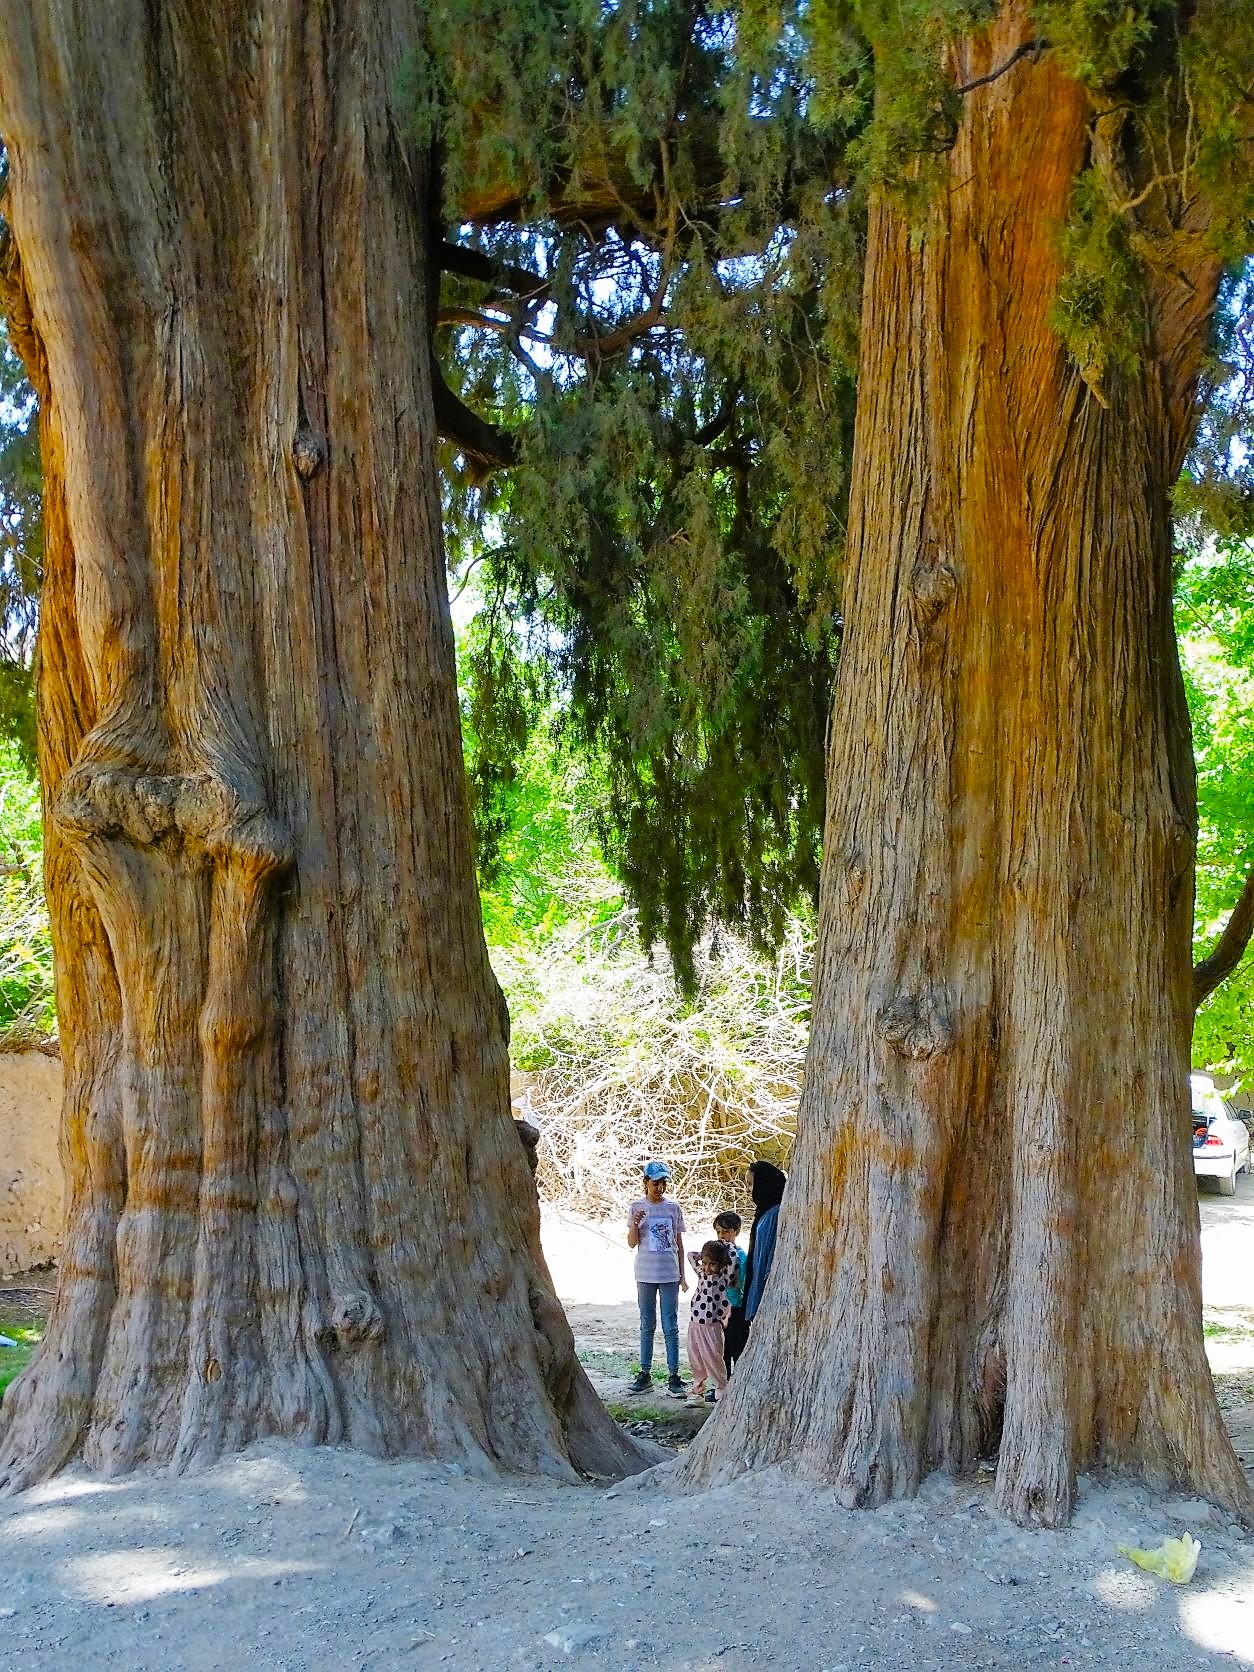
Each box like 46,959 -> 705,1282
0,0 -> 636,1491
683,5 -> 1253,1526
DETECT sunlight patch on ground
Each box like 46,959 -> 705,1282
1178,1586 -> 1254,1662
12,1474 -> 129,1507
61,1549 -> 320,1605
897,1589 -> 938,1613
0,1504 -> 86,1540
1090,1567 -> 1158,1611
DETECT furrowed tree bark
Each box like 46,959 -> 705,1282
0,0 -> 639,1491
683,3 -> 1253,1526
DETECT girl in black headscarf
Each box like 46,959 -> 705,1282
723,1159 -> 787,1371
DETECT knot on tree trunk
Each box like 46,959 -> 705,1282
909,556 -> 957,626
292,423 -> 328,480
876,986 -> 953,1060
329,1291 -> 385,1348
843,846 -> 867,900
1168,813 -> 1194,885
55,764 -> 293,876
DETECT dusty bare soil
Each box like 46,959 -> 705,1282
1,1439 -> 1252,1670
0,1189 -> 1250,1672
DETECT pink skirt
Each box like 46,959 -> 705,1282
687,1318 -> 728,1390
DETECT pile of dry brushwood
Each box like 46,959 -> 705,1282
499,911 -> 807,1218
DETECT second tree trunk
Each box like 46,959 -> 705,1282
683,6 -> 1252,1527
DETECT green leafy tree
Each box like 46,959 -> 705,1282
1178,534 -> 1254,1075
0,339 -> 39,766
0,738 -> 52,1039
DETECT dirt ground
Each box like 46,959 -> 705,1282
0,1181 -> 1251,1672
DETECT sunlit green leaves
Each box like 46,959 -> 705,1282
0,739 -> 53,1043
1178,537 -> 1254,1082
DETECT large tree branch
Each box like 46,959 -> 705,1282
0,221 -> 47,399
951,37 -> 1048,97
430,359 -> 520,482
438,240 -> 550,304
1194,863 -> 1254,1010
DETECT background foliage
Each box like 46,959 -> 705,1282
0,737 -> 52,1043
0,313 -> 39,769
1179,536 -> 1254,1085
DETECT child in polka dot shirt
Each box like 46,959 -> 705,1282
685,1240 -> 736,1405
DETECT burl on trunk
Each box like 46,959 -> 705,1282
0,0 -> 636,1490
683,6 -> 1253,1526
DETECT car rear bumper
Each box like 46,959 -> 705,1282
1194,1153 -> 1236,1177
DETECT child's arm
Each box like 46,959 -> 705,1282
627,1205 -> 645,1249
688,1249 -> 702,1274
677,1228 -> 687,1290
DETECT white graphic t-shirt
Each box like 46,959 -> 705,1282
629,1197 -> 686,1284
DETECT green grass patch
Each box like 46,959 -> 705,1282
1204,1320 -> 1254,1341
577,1349 -> 698,1387
604,1399 -> 706,1428
0,1324 -> 42,1398
577,1348 -> 656,1380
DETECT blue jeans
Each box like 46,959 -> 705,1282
637,1281 -> 680,1376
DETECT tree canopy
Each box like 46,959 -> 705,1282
423,0 -> 1254,975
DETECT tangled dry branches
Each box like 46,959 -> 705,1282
496,912 -> 809,1219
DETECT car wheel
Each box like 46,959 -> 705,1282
1217,1158 -> 1238,1196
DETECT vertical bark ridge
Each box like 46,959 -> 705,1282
0,397 -> 126,1483
681,1 -> 1252,1525
0,0 -> 640,1492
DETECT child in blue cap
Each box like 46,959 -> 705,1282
626,1160 -> 688,1396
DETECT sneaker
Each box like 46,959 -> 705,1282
684,1393 -> 706,1408
628,1371 -> 652,1394
666,1374 -> 687,1399
704,1388 -> 716,1403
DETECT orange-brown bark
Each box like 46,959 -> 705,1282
684,3 -> 1253,1526
0,0 -> 637,1491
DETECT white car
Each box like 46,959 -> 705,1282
1191,1072 -> 1251,1197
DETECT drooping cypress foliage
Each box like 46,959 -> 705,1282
410,0 -> 1253,977
407,3 -> 860,979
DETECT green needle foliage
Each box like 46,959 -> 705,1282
416,0 -> 1254,974
418,0 -> 861,978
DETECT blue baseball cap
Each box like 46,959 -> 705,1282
643,1160 -> 672,1181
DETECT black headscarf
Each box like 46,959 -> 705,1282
744,1160 -> 787,1293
